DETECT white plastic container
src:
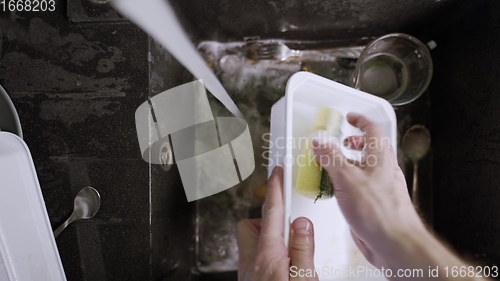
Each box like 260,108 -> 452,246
269,72 -> 396,281
0,132 -> 66,281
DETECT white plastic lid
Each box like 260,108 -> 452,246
0,132 -> 66,281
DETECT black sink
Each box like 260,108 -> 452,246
0,0 -> 499,280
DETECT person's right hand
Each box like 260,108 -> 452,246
313,112 -> 427,269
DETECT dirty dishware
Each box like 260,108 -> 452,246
353,33 -> 433,106
245,41 -> 364,61
53,187 -> 101,238
401,125 -> 431,210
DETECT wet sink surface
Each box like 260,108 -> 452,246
194,40 -> 433,274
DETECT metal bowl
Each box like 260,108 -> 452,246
0,84 -> 23,138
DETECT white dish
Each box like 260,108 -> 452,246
0,85 -> 23,139
0,132 -> 66,281
269,72 -> 396,280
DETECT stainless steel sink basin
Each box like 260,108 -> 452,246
148,24 -> 435,281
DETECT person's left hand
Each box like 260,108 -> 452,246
237,166 -> 319,281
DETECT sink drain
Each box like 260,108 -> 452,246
159,141 -> 173,171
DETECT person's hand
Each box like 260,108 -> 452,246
237,166 -> 319,281
313,113 -> 427,269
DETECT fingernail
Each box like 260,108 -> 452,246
343,138 -> 350,147
292,218 -> 312,235
312,141 -> 329,158
272,165 -> 282,175
347,112 -> 361,118
311,139 -> 320,150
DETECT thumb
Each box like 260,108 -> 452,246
236,219 -> 260,279
289,217 -> 317,280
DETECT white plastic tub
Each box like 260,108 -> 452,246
269,72 -> 396,281
0,132 -> 66,281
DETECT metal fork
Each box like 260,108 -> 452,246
246,42 -> 364,61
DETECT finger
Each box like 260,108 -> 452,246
344,136 -> 365,151
346,113 -> 388,153
259,166 -> 284,245
237,219 -> 261,280
312,139 -> 348,177
237,219 -> 261,261
346,113 -> 383,139
289,217 -> 318,281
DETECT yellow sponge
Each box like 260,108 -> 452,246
295,107 -> 343,201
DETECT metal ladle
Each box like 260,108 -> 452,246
401,125 -> 431,209
54,187 -> 101,238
